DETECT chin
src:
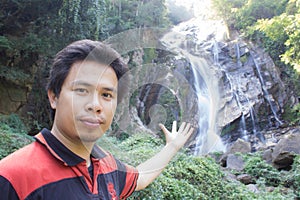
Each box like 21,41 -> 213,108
79,132 -> 104,143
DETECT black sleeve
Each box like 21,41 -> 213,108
0,175 -> 20,200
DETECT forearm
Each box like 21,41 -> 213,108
135,143 -> 179,191
135,122 -> 194,191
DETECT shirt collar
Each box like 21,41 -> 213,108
35,128 -> 107,166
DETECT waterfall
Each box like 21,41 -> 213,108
251,52 -> 283,126
235,43 -> 260,139
190,63 -> 210,155
213,41 -> 254,140
161,16 -> 227,154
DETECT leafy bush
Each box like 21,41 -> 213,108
107,131 -> 298,199
130,154 -> 228,199
242,153 -> 282,187
283,155 -> 300,198
0,114 -> 33,159
292,156 -> 300,198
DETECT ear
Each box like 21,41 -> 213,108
48,90 -> 58,109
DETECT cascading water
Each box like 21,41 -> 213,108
160,1 -> 227,154
189,62 -> 210,155
159,0 -> 283,153
251,51 -> 283,127
213,40 -> 255,140
235,43 -> 259,139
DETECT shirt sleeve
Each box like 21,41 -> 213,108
0,175 -> 20,200
114,158 -> 139,199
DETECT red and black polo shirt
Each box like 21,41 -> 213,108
0,128 -> 139,200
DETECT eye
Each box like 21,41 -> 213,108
102,92 -> 113,99
74,88 -> 88,95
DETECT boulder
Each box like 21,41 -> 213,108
227,138 -> 251,154
272,133 -> 300,170
262,149 -> 273,164
226,154 -> 245,171
246,184 -> 259,193
237,174 -> 254,185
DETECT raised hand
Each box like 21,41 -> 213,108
159,121 -> 194,151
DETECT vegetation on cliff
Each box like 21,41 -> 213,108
212,0 -> 300,125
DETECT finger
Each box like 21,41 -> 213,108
183,123 -> 192,135
178,122 -> 187,133
159,123 -> 170,135
186,127 -> 195,138
172,121 -> 177,133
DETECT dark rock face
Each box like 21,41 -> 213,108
117,24 -> 292,153
0,80 -> 28,114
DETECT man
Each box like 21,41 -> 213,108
0,40 -> 194,199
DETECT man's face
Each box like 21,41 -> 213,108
50,60 -> 118,144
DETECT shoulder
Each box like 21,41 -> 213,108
0,141 -> 45,168
0,142 -> 37,170
0,140 -> 74,199
0,140 -> 56,183
0,142 -> 41,200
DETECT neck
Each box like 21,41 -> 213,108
51,127 -> 95,166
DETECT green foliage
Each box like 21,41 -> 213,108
291,155 -> 300,198
0,36 -> 12,49
212,0 -> 247,27
117,132 -> 163,165
212,0 -> 287,30
143,48 -> 158,64
281,155 -> 300,198
112,133 -> 295,199
0,114 -> 33,159
283,103 -> 300,125
235,0 -> 287,30
242,153 -> 282,187
281,14 -> 300,71
0,66 -> 31,85
131,153 -> 228,199
0,0 -> 171,132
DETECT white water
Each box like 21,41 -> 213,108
160,0 -> 283,153
251,52 -> 283,126
161,1 -> 227,154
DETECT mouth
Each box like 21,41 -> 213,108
79,117 -> 105,129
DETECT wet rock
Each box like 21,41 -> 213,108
272,133 -> 300,170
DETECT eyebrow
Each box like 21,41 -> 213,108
71,80 -> 92,87
71,80 -> 117,93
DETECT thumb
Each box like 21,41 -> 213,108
159,123 -> 170,135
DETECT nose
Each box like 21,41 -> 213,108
87,93 -> 102,114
